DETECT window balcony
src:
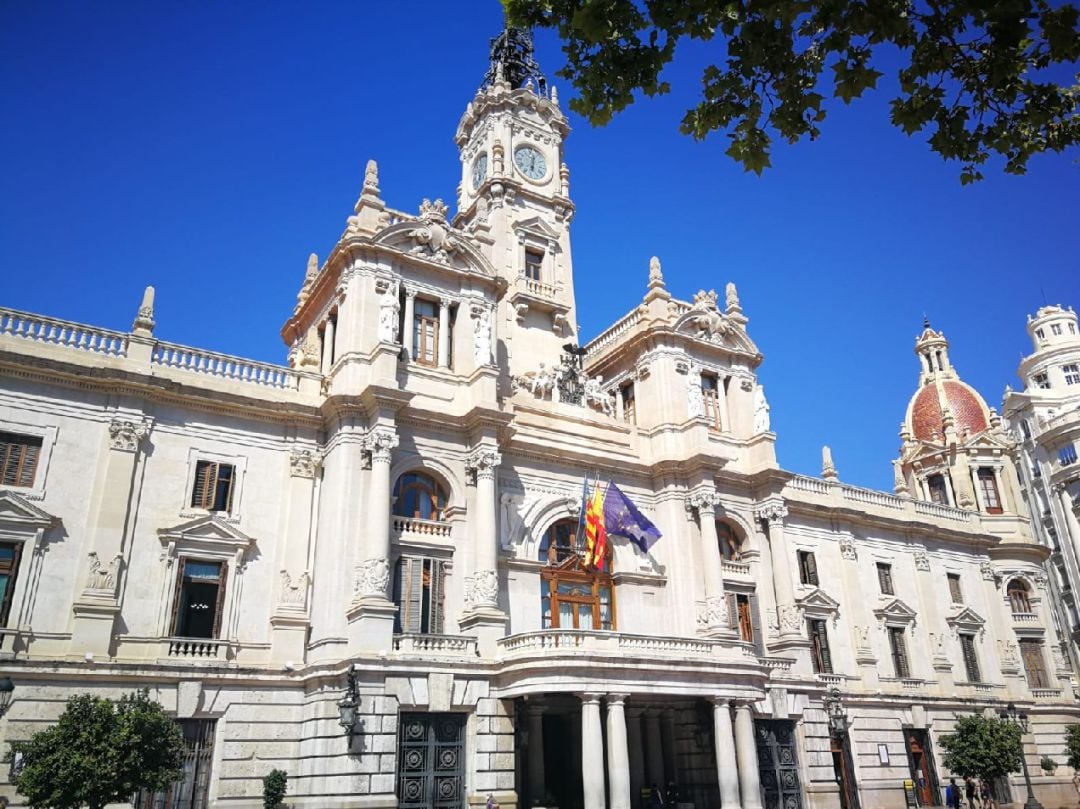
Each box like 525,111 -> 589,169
496,629 -> 758,664
162,637 -> 231,662
392,633 -> 478,658
393,516 -> 452,540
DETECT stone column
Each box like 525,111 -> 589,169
321,317 -> 336,374
346,425 -> 398,651
402,287 -> 416,360
460,446 -> 507,656
270,447 -> 320,663
607,695 -> 632,809
755,501 -> 801,639
645,710 -> 666,791
627,707 -> 646,808
661,709 -> 677,791
437,298 -> 451,368
69,415 -> 152,658
688,489 -> 730,636
713,699 -> 742,809
581,693 -> 607,809
527,698 -> 546,804
734,703 -> 764,809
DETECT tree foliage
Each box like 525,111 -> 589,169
5,690 -> 184,809
504,0 -> 1080,181
1065,724 -> 1080,769
939,713 -> 1023,780
263,768 -> 288,809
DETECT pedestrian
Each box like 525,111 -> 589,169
648,782 -> 665,809
946,778 -> 961,809
965,776 -> 977,809
980,779 -> 994,809
1073,771 -> 1080,807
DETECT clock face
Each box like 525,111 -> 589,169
513,145 -> 547,181
472,154 -> 488,190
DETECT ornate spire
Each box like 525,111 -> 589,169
132,286 -> 155,336
821,445 -> 838,480
648,256 -> 665,290
481,27 -> 547,93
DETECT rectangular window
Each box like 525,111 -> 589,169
171,560 -> 226,639
620,382 -> 636,425
798,551 -> 819,586
1060,445 -> 1078,466
927,473 -> 949,505
394,556 -> 446,634
524,249 -> 543,282
888,626 -> 910,678
1035,328 -> 1045,340
737,594 -> 754,644
191,461 -> 235,512
959,633 -> 981,682
1070,323 -> 1077,335
1052,324 -> 1063,336
0,432 -> 42,488
947,573 -> 963,604
1020,420 -> 1031,440
1034,373 -> 1050,390
808,618 -> 833,674
412,299 -> 439,367
877,562 -> 895,595
135,718 -> 216,809
1064,365 -> 1080,386
701,374 -> 722,430
1020,639 -> 1050,688
977,468 -> 1003,514
0,542 -> 23,627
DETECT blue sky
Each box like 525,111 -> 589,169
2,2 -> 1078,492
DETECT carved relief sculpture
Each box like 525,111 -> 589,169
354,558 -> 391,600
85,552 -> 122,592
279,570 -> 310,607
108,417 -> 151,453
289,449 -> 320,479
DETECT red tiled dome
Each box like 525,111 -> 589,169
910,381 -> 989,442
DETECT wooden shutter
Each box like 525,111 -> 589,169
959,634 -> 980,682
749,594 -> 765,655
0,542 -> 23,626
805,552 -> 819,586
889,627 -> 910,678
220,464 -> 235,512
430,560 -> 445,634
211,563 -> 228,638
1021,640 -> 1049,688
191,462 -> 214,509
877,564 -> 893,595
0,434 -> 41,488
395,557 -> 424,633
726,592 -> 738,631
170,557 -> 188,635
809,619 -> 833,673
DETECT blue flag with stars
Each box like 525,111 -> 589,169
603,482 -> 662,554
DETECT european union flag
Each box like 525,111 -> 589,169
603,482 -> 662,554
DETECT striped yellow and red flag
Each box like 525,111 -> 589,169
583,480 -> 607,570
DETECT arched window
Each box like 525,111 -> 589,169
393,472 -> 448,521
538,518 -> 615,631
717,521 -> 741,561
1008,579 -> 1032,614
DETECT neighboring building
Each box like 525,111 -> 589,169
1004,305 -> 1080,665
1,27 -> 1077,809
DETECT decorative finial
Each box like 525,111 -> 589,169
821,445 -> 838,480
725,282 -> 742,315
923,314 -> 931,330
363,159 -> 380,195
551,85 -> 559,105
559,163 -> 570,196
132,285 -> 156,336
893,461 -> 908,495
306,253 -> 318,281
648,256 -> 665,290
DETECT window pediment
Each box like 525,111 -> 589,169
513,215 -> 560,245
946,606 -> 987,637
0,491 -> 58,532
874,598 -> 918,626
797,587 -> 841,616
158,515 -> 256,564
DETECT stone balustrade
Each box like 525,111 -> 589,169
520,275 -> 557,299
584,308 -> 643,360
0,308 -> 128,357
721,559 -> 752,577
392,516 -> 452,539
392,633 -> 478,657
164,637 -> 230,661
913,499 -> 973,522
152,341 -> 305,390
497,629 -> 752,662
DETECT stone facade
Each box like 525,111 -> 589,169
0,26 -> 1077,809
1003,305 -> 1080,665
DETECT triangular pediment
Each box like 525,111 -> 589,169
874,597 -> 918,625
0,491 -> 59,529
158,515 -> 255,550
797,587 -> 841,613
946,606 -> 986,630
513,215 -> 560,240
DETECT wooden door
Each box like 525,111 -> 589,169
831,733 -> 860,809
906,731 -> 937,806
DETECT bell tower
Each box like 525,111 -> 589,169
454,27 -> 577,377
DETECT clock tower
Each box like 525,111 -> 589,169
454,27 -> 577,377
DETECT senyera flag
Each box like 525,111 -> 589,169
583,479 -> 607,569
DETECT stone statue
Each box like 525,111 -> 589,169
583,374 -> 614,416
378,284 -> 400,343
687,365 -> 704,418
753,384 -> 771,433
473,306 -> 492,366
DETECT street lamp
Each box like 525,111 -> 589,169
0,676 -> 14,717
1002,702 -> 1043,809
823,687 -> 848,734
337,664 -> 360,743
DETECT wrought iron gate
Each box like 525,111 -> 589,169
134,719 -> 215,809
397,713 -> 466,809
756,719 -> 803,809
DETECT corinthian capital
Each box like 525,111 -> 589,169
108,416 -> 152,452
685,488 -> 723,517
364,427 -> 399,465
466,447 -> 502,482
289,448 -> 321,478
754,499 -> 788,525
